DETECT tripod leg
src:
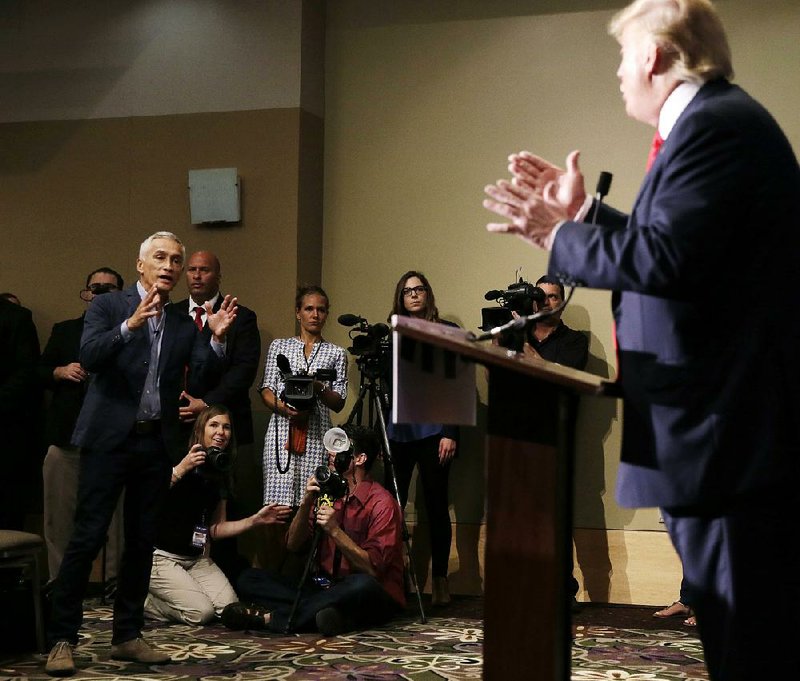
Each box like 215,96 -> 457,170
345,382 -> 370,427
285,527 -> 324,633
370,385 -> 427,624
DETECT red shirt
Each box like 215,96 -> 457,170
317,478 -> 406,607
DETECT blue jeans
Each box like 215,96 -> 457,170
237,568 -> 401,633
48,431 -> 170,646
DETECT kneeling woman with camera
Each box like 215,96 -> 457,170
144,405 -> 291,625
259,285 -> 348,507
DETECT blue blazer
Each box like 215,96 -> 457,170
550,79 -> 800,508
72,284 -> 221,462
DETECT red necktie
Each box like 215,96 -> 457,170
193,306 -> 204,331
646,131 -> 664,172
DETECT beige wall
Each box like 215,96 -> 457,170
2,0 -> 798,602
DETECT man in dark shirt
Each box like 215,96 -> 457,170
527,274 -> 589,608
526,275 -> 589,371
222,425 -> 405,636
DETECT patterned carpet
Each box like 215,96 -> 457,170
0,598 -> 709,680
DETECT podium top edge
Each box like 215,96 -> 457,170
391,314 -> 612,397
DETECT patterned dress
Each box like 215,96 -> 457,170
260,337 -> 348,506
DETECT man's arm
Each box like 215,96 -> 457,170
315,505 -> 376,577
202,306 -> 260,406
39,321 -> 87,387
286,476 -> 318,552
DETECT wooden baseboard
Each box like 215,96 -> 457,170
407,522 -> 683,606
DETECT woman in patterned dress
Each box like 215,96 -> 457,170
259,285 -> 348,507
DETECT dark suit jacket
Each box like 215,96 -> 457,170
72,285 -> 221,463
38,315 -> 85,447
549,79 -> 800,509
0,298 -> 40,419
175,295 -> 260,444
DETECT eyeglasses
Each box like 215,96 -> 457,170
402,285 -> 427,297
80,283 -> 120,302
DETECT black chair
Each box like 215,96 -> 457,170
0,530 -> 45,652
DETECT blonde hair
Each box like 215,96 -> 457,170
609,0 -> 733,84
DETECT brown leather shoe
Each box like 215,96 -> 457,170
45,640 -> 75,677
110,637 -> 170,664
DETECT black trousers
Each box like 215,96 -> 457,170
48,431 -> 170,646
237,568 -> 401,633
388,436 -> 452,578
663,486 -> 800,681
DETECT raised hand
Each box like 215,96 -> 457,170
206,294 -> 238,342
509,150 -> 586,217
483,179 -> 564,248
127,285 -> 163,330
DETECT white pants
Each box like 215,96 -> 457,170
144,551 -> 238,625
43,445 -> 124,581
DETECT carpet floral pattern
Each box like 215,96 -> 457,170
0,600 -> 710,680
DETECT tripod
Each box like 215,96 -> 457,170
346,355 -> 427,624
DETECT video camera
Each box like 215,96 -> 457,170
338,313 -> 392,383
480,277 -> 546,351
276,354 -> 336,412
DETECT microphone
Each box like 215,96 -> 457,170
591,171 -> 613,224
276,353 -> 292,376
337,313 -> 365,327
484,290 -> 505,301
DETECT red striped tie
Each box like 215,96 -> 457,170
193,306 -> 204,331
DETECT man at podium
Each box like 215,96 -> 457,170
483,1 -> 800,679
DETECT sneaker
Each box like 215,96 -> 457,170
45,640 -> 75,677
221,602 -> 270,631
315,607 -> 353,636
110,637 -> 170,664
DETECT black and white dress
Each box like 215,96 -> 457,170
260,337 -> 348,506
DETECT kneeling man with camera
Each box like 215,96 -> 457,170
222,425 -> 406,635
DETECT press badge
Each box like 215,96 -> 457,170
191,525 -> 209,549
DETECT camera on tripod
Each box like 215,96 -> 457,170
480,277 -> 546,351
337,314 -> 391,358
276,353 -> 336,411
338,313 -> 392,384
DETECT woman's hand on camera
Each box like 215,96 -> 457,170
438,437 -> 457,465
251,503 -> 292,527
176,444 -> 206,478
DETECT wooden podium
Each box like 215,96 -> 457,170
391,315 -> 611,681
